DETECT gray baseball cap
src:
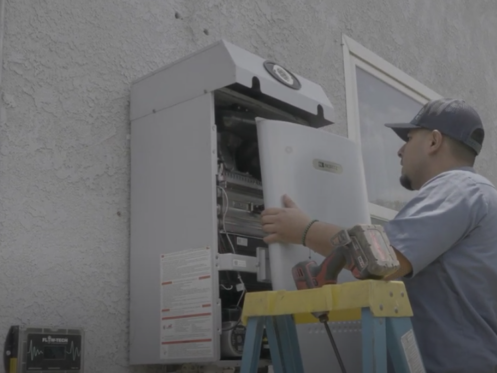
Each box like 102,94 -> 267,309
385,98 -> 485,155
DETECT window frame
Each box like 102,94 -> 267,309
342,34 -> 442,222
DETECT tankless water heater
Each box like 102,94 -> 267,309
129,39 -> 370,372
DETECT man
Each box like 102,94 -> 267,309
260,98 -> 497,373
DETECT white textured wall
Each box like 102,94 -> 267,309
1,1 -> 496,372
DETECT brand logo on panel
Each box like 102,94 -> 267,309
42,336 -> 69,344
312,159 -> 343,174
263,61 -> 301,90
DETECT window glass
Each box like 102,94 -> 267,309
356,66 -> 422,211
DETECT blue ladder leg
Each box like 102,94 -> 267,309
264,316 -> 285,373
273,315 -> 305,373
386,317 -> 426,373
362,308 -> 387,373
240,316 -> 265,373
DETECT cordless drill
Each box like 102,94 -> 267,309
292,224 -> 399,311
291,224 -> 399,373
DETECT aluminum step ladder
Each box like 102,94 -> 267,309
239,280 -> 426,373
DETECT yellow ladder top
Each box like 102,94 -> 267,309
241,280 -> 413,325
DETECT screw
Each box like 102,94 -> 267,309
389,292 -> 393,297
379,304 -> 383,310
395,307 -> 399,313
401,292 -> 405,297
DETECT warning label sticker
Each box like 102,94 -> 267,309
160,248 -> 214,360
400,329 -> 426,373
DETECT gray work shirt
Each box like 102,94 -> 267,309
384,167 -> 497,373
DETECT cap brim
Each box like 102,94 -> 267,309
384,123 -> 417,142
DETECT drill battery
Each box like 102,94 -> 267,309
337,224 -> 399,280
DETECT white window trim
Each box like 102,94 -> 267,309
342,34 -> 442,220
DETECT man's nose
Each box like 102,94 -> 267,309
398,144 -> 405,158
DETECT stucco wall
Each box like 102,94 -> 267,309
0,0 -> 495,372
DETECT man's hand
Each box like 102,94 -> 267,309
261,194 -> 311,244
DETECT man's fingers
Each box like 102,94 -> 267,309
283,194 -> 297,208
261,223 -> 276,233
261,215 -> 277,224
261,207 -> 283,216
263,234 -> 279,244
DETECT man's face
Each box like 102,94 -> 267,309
397,129 -> 428,191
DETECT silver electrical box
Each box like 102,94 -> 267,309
129,40 -> 364,371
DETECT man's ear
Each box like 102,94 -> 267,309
428,130 -> 444,154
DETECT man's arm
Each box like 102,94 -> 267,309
384,248 -> 413,280
382,173 -> 485,279
307,174 -> 485,282
302,221 -> 342,257
261,195 -> 414,279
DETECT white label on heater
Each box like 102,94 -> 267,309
236,237 -> 248,246
233,259 -> 247,268
160,248 -> 214,359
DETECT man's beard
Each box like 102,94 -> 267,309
400,174 -> 414,191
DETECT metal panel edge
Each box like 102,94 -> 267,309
130,93 -> 219,364
130,41 -> 235,121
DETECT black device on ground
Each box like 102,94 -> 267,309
3,325 -> 84,373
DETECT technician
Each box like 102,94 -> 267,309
260,98 -> 497,373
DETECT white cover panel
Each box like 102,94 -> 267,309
256,118 -> 371,372
256,118 -> 370,289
